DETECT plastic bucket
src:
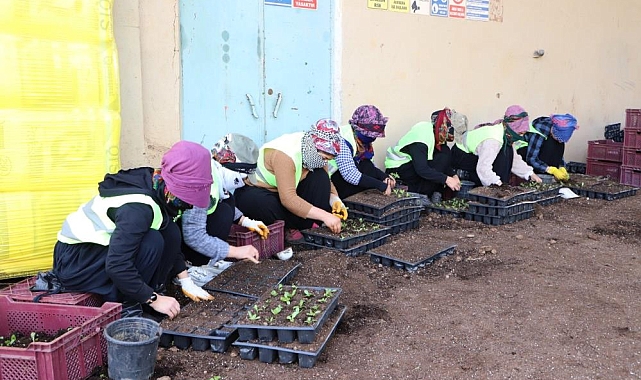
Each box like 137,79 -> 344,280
456,180 -> 476,198
104,317 -> 162,380
538,174 -> 556,184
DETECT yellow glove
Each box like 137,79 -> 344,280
240,217 -> 270,239
331,200 -> 348,221
558,167 -> 570,181
546,166 -> 565,181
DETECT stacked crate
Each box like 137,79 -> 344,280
586,139 -> 623,180
620,109 -> 641,187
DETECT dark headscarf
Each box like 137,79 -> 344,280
431,108 -> 454,151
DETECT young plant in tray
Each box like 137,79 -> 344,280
433,198 -> 469,211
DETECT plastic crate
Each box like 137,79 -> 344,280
604,123 -> 622,140
626,109 -> 641,130
623,147 -> 641,167
227,220 -> 285,259
586,159 -> 621,180
620,165 -> 641,187
587,140 -> 623,162
566,161 -> 586,174
0,276 -> 102,306
0,296 -> 121,380
624,128 -> 641,149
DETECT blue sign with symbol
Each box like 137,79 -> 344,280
430,0 -> 448,17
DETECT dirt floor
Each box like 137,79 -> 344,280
130,192 -> 641,380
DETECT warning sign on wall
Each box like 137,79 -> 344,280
449,0 -> 465,18
368,0 -> 389,10
390,0 -> 410,12
294,0 -> 317,9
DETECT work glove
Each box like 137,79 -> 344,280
240,217 -> 270,239
178,276 -> 214,302
546,166 -> 565,181
329,195 -> 348,221
558,167 -> 570,181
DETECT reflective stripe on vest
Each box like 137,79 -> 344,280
256,132 -> 304,187
464,123 -> 505,155
328,125 -> 357,176
57,193 -> 163,245
385,121 -> 435,169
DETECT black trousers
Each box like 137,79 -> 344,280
179,196 -> 235,266
331,159 -> 385,199
390,148 -> 453,196
235,169 -> 331,231
53,221 -> 184,303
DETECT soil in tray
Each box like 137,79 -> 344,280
0,328 -> 72,348
203,258 -> 301,297
588,181 -> 636,193
519,181 -> 561,192
239,285 -> 339,328
344,188 -> 413,208
370,233 -> 456,263
307,218 -> 383,240
563,174 -> 607,188
161,291 -> 254,333
468,184 -> 530,199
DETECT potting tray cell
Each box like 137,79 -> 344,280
370,244 -> 457,272
466,201 -> 535,217
202,259 -> 301,298
388,218 -> 420,235
463,209 -> 534,225
538,195 -> 562,206
0,276 -> 103,306
303,234 -> 391,257
348,205 -> 424,223
466,188 -> 537,207
234,305 -> 346,368
343,190 -> 421,217
300,225 -> 390,250
159,291 -> 255,352
228,286 -> 342,344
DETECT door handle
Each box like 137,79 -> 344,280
246,94 -> 259,119
272,93 -> 282,118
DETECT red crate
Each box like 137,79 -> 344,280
587,140 -> 623,162
626,109 -> 641,130
624,128 -> 641,149
0,277 -> 102,306
0,296 -> 121,380
586,159 -> 621,180
620,165 -> 641,187
623,147 -> 641,167
227,220 -> 285,259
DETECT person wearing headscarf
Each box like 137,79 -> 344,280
329,105 -> 396,198
234,119 -> 346,243
384,108 -> 461,201
52,141 -> 215,320
517,114 -> 579,181
455,105 -> 542,187
179,134 -> 270,268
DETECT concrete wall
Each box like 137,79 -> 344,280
114,0 -> 641,168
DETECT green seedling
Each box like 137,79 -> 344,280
30,332 -> 37,342
323,288 -> 336,298
271,305 -> 283,315
247,311 -> 260,321
4,334 -> 16,346
297,299 -> 306,308
271,290 -> 278,296
286,307 -> 301,322
280,290 -> 295,305
304,316 -> 317,325
303,289 -> 314,298
306,309 -> 321,317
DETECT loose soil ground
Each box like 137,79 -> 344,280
86,193 -> 641,379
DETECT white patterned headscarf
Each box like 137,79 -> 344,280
301,119 -> 341,170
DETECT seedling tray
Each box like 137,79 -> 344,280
343,191 -> 421,217
159,291 -> 255,352
348,205 -> 423,225
0,276 -> 102,306
202,259 -> 301,298
463,209 -> 534,225
566,185 -> 638,201
303,234 -> 390,257
424,204 -> 466,217
466,188 -> 537,207
466,201 -> 535,217
370,244 -> 457,272
538,195 -> 562,206
234,305 -> 346,368
388,218 -> 420,235
300,225 -> 390,250
228,286 -> 342,344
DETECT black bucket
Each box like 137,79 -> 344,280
104,317 -> 162,380
456,180 -> 476,198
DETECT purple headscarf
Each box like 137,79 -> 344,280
161,141 -> 213,208
550,114 -> 578,143
349,105 -> 388,138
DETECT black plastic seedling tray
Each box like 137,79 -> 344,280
424,204 -> 466,217
203,259 -> 301,298
159,291 -> 255,352
463,209 -> 534,225
466,188 -> 537,207
348,205 -> 424,224
388,218 -> 420,235
228,286 -> 342,344
234,305 -> 346,368
566,186 -> 638,201
343,193 -> 422,218
303,234 -> 390,257
466,201 -> 535,217
370,244 -> 457,272
538,195 -> 562,206
300,226 -> 391,250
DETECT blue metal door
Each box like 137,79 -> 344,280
179,1 -> 332,148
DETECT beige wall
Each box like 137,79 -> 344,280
340,0 -> 641,166
114,0 -> 181,169
114,0 -> 641,168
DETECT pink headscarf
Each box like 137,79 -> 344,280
161,141 -> 213,208
503,105 -> 530,134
